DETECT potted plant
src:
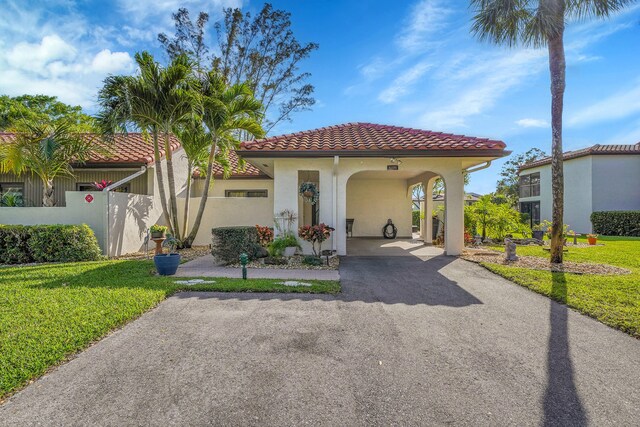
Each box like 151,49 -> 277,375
587,233 -> 598,245
150,224 -> 168,239
299,182 -> 319,204
154,234 -> 181,275
532,223 -> 545,240
270,234 -> 300,257
298,223 -> 335,257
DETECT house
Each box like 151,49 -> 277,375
0,123 -> 509,256
518,142 -> 640,232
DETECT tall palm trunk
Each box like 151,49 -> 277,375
163,130 -> 181,241
548,19 -> 566,264
42,178 -> 55,207
182,163 -> 192,243
152,131 -> 172,231
185,137 -> 217,246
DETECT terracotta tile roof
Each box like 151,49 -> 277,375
0,132 -> 180,166
238,122 -> 507,157
206,150 -> 268,178
0,132 -> 266,178
520,142 -> 640,171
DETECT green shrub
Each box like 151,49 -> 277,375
412,210 -> 421,227
211,226 -> 261,265
302,255 -> 323,266
0,224 -> 102,264
268,234 -> 300,257
591,211 -> 640,237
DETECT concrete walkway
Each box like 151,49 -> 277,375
175,255 -> 340,281
1,256 -> 638,425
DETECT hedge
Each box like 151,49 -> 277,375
0,224 -> 102,264
412,210 -> 421,227
211,226 -> 261,265
590,211 -> 640,237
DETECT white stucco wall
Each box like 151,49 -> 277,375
592,155 -> 640,212
519,154 -> 640,233
346,178 -> 412,238
177,178 -> 275,246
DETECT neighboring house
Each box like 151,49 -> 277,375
412,192 -> 481,210
0,132 -> 181,206
518,143 -> 640,233
0,123 -> 509,256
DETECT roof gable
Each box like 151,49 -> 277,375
238,122 -> 507,157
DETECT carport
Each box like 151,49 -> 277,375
237,123 -> 509,256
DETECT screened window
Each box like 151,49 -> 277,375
225,189 -> 268,198
519,172 -> 540,198
76,183 -> 129,193
520,201 -> 540,228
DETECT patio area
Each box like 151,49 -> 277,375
346,234 -> 443,259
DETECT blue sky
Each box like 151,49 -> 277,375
1,1 -> 639,194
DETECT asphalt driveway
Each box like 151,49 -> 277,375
2,255 -> 639,426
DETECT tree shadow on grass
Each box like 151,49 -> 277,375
543,272 -> 587,426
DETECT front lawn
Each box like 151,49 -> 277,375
478,236 -> 640,338
0,260 -> 340,399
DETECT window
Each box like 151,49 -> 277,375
225,189 -> 268,198
0,182 -> 24,207
76,183 -> 129,193
519,172 -> 540,198
520,201 -> 540,228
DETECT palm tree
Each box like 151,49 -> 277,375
97,52 -> 195,240
0,121 -> 99,206
470,0 -> 633,263
175,120 -> 211,238
183,71 -> 265,247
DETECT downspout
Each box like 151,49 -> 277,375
332,156 -> 339,252
102,165 -> 147,258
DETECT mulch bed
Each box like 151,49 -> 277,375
228,255 -> 339,271
462,250 -> 631,276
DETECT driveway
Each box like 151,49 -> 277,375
2,255 -> 639,426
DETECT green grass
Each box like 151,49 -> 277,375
0,260 -> 340,399
480,236 -> 640,338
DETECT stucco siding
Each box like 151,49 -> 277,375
591,155 -> 640,212
563,156 -> 593,233
346,178 -> 412,238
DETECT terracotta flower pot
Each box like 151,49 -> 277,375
587,237 -> 597,245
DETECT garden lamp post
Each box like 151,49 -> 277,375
239,253 -> 248,280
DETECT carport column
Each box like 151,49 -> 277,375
335,173 -> 349,256
272,160 -> 299,236
421,178 -> 435,244
443,170 -> 464,256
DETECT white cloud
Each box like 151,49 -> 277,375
419,49 -> 547,129
568,83 -> 640,127
396,0 -> 453,53
0,35 -> 133,109
378,61 -> 432,104
516,118 -> 549,128
7,35 -> 77,74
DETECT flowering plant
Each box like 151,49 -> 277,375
256,225 -> 274,247
93,179 -> 112,190
298,223 -> 335,256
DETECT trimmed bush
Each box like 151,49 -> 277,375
211,226 -> 261,265
0,224 -> 102,264
591,211 -> 640,237
412,210 -> 421,227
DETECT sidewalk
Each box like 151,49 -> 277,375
175,255 -> 340,281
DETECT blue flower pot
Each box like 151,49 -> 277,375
154,253 -> 181,276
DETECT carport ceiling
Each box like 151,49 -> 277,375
349,170 -> 428,180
